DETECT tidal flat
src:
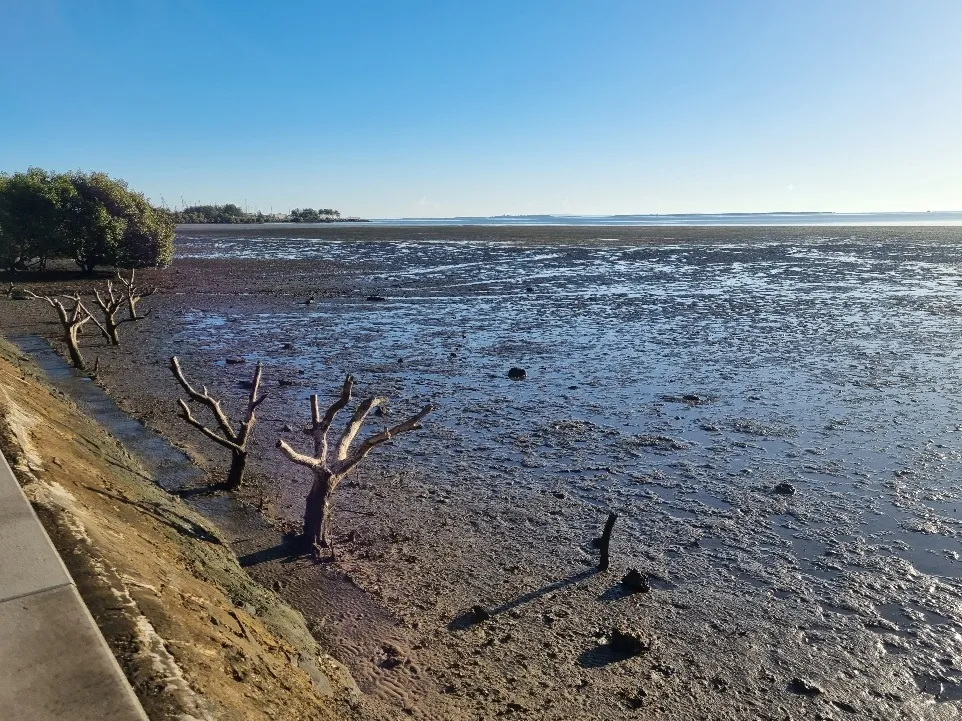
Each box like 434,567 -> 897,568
5,224 -> 962,719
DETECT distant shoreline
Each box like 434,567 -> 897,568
177,210 -> 962,229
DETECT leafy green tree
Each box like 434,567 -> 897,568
0,168 -> 71,271
66,172 -> 174,270
63,173 -> 128,272
0,169 -> 174,273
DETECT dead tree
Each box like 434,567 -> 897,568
92,280 -> 127,345
117,269 -> 156,321
170,356 -> 266,490
277,375 -> 433,556
22,291 -> 102,370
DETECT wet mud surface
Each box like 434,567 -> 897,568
4,224 -> 962,719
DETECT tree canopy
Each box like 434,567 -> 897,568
174,204 -> 343,224
0,168 -> 173,272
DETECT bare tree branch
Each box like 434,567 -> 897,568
335,395 -> 386,461
337,404 -> 434,476
170,356 -> 237,442
276,438 -> 321,468
178,399 -> 243,452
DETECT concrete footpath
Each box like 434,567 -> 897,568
0,449 -> 149,720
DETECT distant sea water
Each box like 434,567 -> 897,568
367,211 -> 962,226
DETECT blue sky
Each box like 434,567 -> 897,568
1,1 -> 961,218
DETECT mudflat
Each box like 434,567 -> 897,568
3,223 -> 962,719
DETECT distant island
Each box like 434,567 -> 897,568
174,204 -> 368,224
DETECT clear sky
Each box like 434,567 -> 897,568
1,1 -> 961,218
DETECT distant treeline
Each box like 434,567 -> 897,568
0,168 -> 174,273
175,204 -> 364,224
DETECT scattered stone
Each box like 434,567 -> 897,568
621,568 -> 651,593
373,406 -> 386,417
278,378 -> 296,386
238,380 -> 253,390
366,295 -> 387,302
682,394 -> 702,403
608,627 -> 651,655
282,424 -> 295,433
788,677 -> 824,696
282,342 -> 295,350
568,385 -> 579,390
225,357 -> 246,364
774,482 -> 797,495
470,605 -> 492,623
302,296 -> 315,305
508,367 -> 527,380
525,287 -> 534,293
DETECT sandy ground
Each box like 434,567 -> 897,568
3,227 -> 962,720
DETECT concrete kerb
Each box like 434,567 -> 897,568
0,448 -> 149,720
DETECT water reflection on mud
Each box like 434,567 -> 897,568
174,228 -> 962,627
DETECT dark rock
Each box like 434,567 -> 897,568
682,394 -> 702,403
608,627 -> 651,655
238,380 -> 253,390
621,568 -> 651,593
508,367 -> 527,380
568,385 -> 579,390
283,424 -> 295,433
373,406 -> 385,417
366,295 -> 387,302
774,482 -> 797,495
788,677 -> 824,696
302,296 -> 315,305
470,605 -> 491,623
225,357 -> 246,365
278,378 -> 296,386
525,287 -> 534,293
282,342 -> 295,350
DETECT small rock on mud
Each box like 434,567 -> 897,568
773,482 -> 797,495
788,677 -> 824,696
508,367 -> 527,380
471,605 -> 492,623
621,569 -> 651,593
609,627 -> 651,655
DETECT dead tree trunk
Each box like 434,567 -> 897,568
170,356 -> 266,490
117,269 -> 156,322
277,375 -> 433,556
23,291 -> 101,370
599,512 -> 618,571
